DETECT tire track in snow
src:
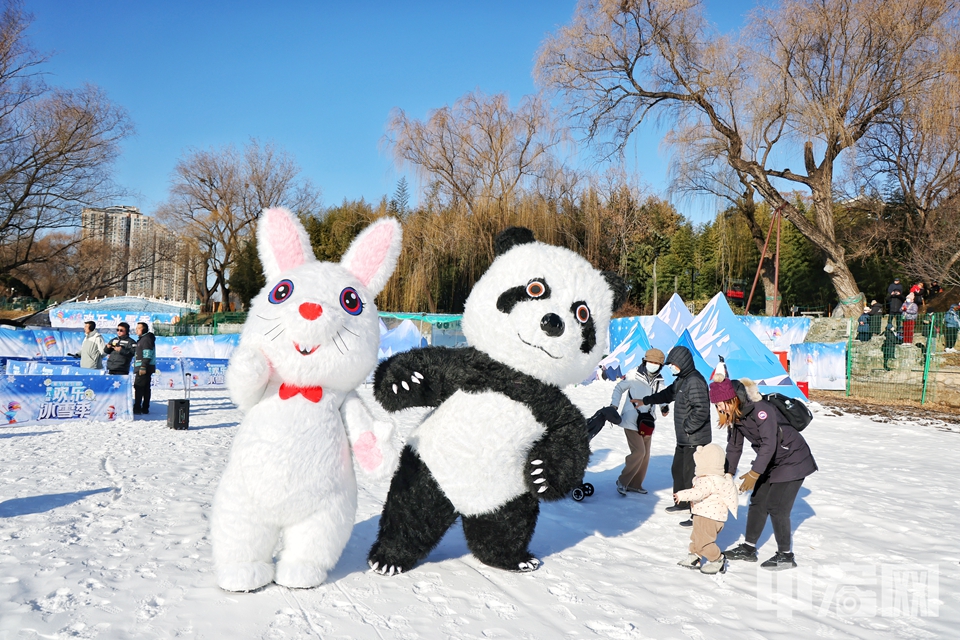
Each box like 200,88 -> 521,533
279,587 -> 329,638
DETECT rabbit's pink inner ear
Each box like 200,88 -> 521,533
348,223 -> 395,287
266,212 -> 305,272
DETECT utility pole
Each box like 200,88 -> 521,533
652,255 -> 658,314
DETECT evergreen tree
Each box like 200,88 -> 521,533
229,236 -> 266,310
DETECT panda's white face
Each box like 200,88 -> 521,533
461,242 -> 613,387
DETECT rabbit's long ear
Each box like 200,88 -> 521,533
340,217 -> 403,296
257,207 -> 315,282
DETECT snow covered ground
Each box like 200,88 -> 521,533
1,382 -> 958,639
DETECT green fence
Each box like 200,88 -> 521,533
846,312 -> 959,405
154,312 -> 248,336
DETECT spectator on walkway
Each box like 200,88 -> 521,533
887,278 -> 905,317
867,299 -> 885,335
635,346 -> 710,528
104,323 -> 136,375
79,321 -> 106,370
901,293 -> 919,344
909,282 -> 926,308
133,322 -> 156,415
944,303 -> 960,354
882,325 -> 899,370
857,306 -> 872,342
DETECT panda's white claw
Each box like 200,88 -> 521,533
534,478 -> 545,484
401,380 -> 409,390
531,459 -> 543,465
413,371 -> 423,379
537,486 -> 547,493
369,561 -> 379,571
410,375 -> 420,384
392,384 -> 398,394
531,468 -> 543,475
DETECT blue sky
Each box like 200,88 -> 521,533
25,1 -> 754,222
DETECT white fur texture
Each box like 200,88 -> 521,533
212,208 -> 402,592
409,391 -> 545,516
461,242 -> 614,387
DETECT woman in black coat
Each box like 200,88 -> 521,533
709,376 -> 817,570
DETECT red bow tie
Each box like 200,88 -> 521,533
278,383 -> 324,403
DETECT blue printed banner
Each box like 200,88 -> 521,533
789,342 -> 847,390
180,358 -> 228,389
152,358 -> 186,390
6,360 -> 104,376
0,374 -> 133,425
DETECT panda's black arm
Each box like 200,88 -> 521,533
522,397 -> 591,501
484,376 -> 591,501
373,346 -> 480,412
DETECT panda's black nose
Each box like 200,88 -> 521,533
540,313 -> 565,337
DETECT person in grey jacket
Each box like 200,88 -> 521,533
712,376 -> 817,570
635,345 -> 711,525
79,321 -> 106,369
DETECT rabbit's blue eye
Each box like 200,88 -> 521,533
269,279 -> 294,304
340,287 -> 362,315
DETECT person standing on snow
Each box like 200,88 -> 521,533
710,376 -> 817,570
608,348 -> 670,495
104,322 -> 136,375
675,443 -> 738,575
634,345 -> 711,527
79,321 -> 106,369
133,322 -> 156,415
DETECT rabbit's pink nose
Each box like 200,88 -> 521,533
298,302 -> 323,320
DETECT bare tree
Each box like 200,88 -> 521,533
537,0 -> 956,315
384,90 -> 570,214
158,140 -> 321,310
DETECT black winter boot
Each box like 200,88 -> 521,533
724,543 -> 758,562
761,551 -> 797,570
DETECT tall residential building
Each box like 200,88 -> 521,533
80,206 -> 194,301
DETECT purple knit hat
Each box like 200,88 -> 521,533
709,378 -> 737,403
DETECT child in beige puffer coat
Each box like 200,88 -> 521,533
674,443 -> 739,574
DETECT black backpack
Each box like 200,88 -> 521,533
763,392 -> 813,432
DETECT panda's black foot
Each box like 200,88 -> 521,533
368,558 -> 407,576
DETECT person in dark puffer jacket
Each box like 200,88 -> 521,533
635,345 -> 710,526
711,376 -> 817,571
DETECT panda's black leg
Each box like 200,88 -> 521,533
461,492 -> 541,571
368,446 -> 458,574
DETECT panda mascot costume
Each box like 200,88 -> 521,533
368,227 -> 626,575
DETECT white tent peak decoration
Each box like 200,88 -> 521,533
656,293 -> 694,335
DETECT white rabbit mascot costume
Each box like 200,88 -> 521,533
212,207 -> 402,592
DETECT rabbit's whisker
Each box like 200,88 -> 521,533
264,323 -> 283,336
256,314 -> 279,321
333,333 -> 345,355
342,326 -> 360,338
270,329 -> 285,341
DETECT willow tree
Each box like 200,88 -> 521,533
537,0 -> 956,315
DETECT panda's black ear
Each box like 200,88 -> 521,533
602,271 -> 628,311
494,227 -> 535,256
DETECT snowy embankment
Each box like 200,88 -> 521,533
0,383 -> 958,639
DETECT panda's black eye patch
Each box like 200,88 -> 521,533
496,278 -> 551,313
571,300 -> 597,353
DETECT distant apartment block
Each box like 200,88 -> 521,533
81,206 -> 194,302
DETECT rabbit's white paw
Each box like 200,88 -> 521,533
275,561 -> 327,589
217,561 -> 274,592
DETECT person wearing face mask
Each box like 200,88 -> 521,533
633,345 -> 711,527
608,348 -> 670,495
